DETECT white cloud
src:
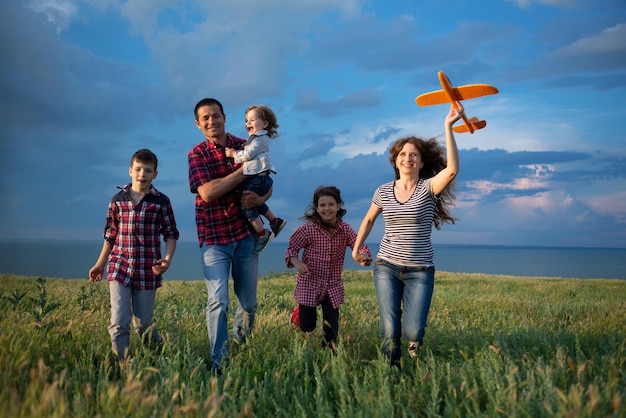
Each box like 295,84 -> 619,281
121,0 -> 180,38
553,23 -> 626,58
583,189 -> 626,223
26,0 -> 78,31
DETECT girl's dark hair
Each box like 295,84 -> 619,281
301,185 -> 347,230
131,148 -> 158,170
388,136 -> 456,229
246,105 -> 279,138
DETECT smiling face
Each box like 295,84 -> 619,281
245,108 -> 268,136
196,103 -> 226,142
315,195 -> 340,225
128,159 -> 157,193
395,142 -> 423,177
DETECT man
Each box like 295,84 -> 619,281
188,98 -> 271,374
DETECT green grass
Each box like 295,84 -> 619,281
1,272 -> 624,417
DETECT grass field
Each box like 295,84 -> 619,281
1,271 -> 625,417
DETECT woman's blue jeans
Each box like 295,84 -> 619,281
373,259 -> 435,363
201,235 -> 258,370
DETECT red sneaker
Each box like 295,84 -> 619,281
290,306 -> 300,330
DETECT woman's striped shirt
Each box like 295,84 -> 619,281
373,178 -> 437,268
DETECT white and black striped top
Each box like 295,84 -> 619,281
373,178 -> 437,268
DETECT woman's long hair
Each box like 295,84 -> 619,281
388,136 -> 457,229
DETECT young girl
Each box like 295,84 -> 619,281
225,104 -> 286,254
286,185 -> 371,350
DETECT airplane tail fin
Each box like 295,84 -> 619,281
453,117 -> 486,133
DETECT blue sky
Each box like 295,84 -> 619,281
1,0 -> 625,248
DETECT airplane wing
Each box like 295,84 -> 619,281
416,84 -> 499,106
415,90 -> 448,106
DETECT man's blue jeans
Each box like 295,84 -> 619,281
201,235 -> 258,370
373,259 -> 435,363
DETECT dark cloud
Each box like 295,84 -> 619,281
0,2 -> 183,138
502,21 -> 626,89
307,13 -> 514,75
459,148 -> 591,181
372,127 -> 401,144
294,87 -> 383,118
294,136 -> 336,160
1,1 -> 624,248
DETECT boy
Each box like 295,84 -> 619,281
89,148 -> 179,363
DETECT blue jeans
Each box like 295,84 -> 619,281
241,174 -> 272,222
373,259 -> 435,363
201,235 -> 259,370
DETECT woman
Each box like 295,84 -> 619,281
352,104 -> 463,366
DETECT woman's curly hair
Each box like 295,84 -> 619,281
388,136 -> 457,229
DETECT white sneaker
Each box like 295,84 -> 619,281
408,341 -> 420,358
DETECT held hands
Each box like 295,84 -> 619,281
352,249 -> 372,267
152,258 -> 171,276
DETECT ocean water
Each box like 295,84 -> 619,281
0,241 -> 624,281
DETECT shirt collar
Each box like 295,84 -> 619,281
206,133 -> 240,149
119,183 -> 159,196
250,130 -> 268,139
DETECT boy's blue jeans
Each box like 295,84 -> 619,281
373,259 -> 435,363
201,235 -> 258,370
241,174 -> 272,222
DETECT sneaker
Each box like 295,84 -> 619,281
290,306 -> 300,330
254,230 -> 275,254
408,341 -> 422,358
270,217 -> 287,238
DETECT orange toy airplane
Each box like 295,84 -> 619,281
415,71 -> 499,133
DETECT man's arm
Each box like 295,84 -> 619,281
197,166 -> 246,203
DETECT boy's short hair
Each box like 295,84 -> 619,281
131,149 -> 158,170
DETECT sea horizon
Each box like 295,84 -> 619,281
1,240 -> 624,281
2,238 -> 624,250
